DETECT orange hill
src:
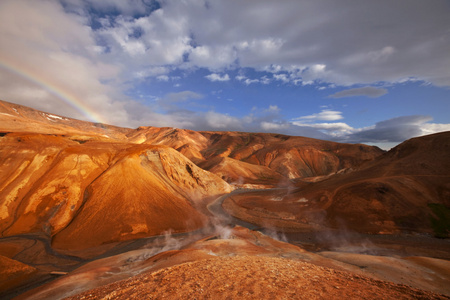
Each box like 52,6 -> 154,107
0,133 -> 230,251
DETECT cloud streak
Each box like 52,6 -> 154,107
329,87 -> 388,98
294,110 -> 344,122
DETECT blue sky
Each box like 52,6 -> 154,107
0,0 -> 449,149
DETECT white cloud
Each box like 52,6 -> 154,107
261,121 -> 290,131
135,66 -> 170,79
244,78 -> 259,85
158,91 -> 203,112
273,74 -> 290,83
294,110 -> 344,122
265,105 -> 281,114
189,45 -> 237,69
205,111 -> 241,129
157,75 -> 169,81
421,123 -> 450,135
291,122 -> 357,138
260,76 -> 271,84
205,73 -> 230,82
292,109 -> 356,137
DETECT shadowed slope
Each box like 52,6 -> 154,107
0,255 -> 37,295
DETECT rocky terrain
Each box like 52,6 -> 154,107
12,227 -> 450,299
0,99 -> 449,299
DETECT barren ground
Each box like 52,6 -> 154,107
66,256 -> 448,300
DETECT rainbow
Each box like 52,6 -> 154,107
0,61 -> 107,124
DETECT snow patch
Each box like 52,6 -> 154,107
296,198 -> 309,203
0,112 -> 13,117
44,113 -> 68,122
47,114 -> 63,120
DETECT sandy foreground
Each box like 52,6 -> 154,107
66,255 -> 447,300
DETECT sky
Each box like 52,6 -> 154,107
0,0 -> 449,149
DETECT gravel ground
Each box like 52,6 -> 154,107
66,256 -> 448,300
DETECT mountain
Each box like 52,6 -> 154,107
223,131 -> 450,236
128,126 -> 384,187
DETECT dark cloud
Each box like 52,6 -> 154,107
64,0 -> 450,87
329,87 -> 388,98
346,115 -> 434,143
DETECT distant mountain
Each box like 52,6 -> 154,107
128,126 -> 384,187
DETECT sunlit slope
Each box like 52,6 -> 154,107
127,126 -> 208,163
223,131 -> 450,235
0,134 -> 112,237
0,133 -> 230,250
52,145 -> 230,250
